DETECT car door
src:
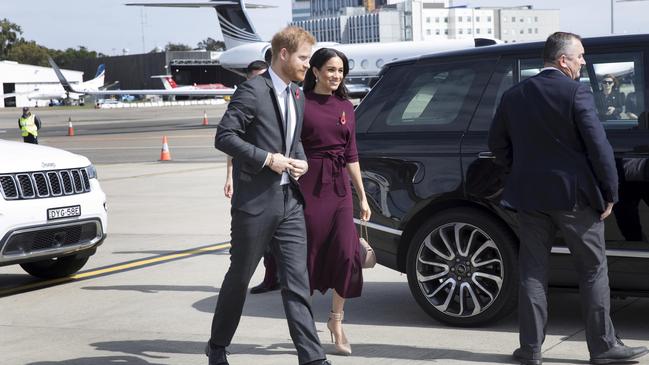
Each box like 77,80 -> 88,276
581,50 -> 649,291
354,57 -> 497,270
466,46 -> 649,292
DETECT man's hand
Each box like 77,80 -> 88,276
267,153 -> 293,175
288,159 -> 308,179
600,202 -> 614,220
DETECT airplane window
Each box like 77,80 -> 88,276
376,59 -> 384,68
349,59 -> 355,70
361,59 -> 369,69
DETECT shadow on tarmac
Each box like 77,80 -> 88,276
27,356 -> 168,365
26,339 -> 609,364
77,281 -> 649,342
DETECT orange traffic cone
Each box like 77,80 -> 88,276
202,110 -> 209,126
67,117 -> 75,136
160,136 -> 172,161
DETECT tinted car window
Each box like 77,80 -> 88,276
367,59 -> 495,133
584,53 -> 645,130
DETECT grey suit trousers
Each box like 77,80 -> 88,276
517,207 -> 617,355
209,185 -> 325,365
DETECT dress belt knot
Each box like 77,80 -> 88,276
308,151 -> 347,197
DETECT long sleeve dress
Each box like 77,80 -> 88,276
300,91 -> 363,298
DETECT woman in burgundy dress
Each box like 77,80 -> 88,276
299,47 -> 371,356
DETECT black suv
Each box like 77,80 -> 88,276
354,34 -> 649,326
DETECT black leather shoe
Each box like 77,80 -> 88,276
205,344 -> 229,365
590,338 -> 649,364
513,347 -> 542,365
303,360 -> 331,365
249,281 -> 280,294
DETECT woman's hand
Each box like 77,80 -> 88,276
359,198 -> 371,221
224,176 -> 233,198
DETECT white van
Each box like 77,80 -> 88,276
0,140 -> 107,278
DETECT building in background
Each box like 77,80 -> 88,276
292,0 -> 559,44
0,61 -> 83,108
494,6 -> 560,44
293,0 -> 311,21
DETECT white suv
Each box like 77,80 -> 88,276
0,140 -> 107,278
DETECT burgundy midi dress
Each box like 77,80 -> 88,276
300,91 -> 363,298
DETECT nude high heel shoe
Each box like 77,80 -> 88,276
327,311 -> 352,356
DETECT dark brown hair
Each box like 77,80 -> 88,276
303,47 -> 349,99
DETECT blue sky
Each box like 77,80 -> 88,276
0,0 -> 648,55
0,0 -> 291,55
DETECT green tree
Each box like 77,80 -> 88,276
165,42 -> 192,51
197,37 -> 225,51
51,46 -> 105,68
6,40 -> 49,66
0,18 -> 23,58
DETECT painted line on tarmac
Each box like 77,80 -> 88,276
0,242 -> 230,298
0,130 -> 6,134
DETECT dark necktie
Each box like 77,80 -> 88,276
284,85 -> 292,156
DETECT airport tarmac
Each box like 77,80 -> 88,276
1,106 -> 648,365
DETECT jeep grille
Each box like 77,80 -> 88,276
0,168 -> 92,200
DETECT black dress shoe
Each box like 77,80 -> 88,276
205,344 -> 229,365
513,347 -> 542,365
249,281 -> 280,294
590,338 -> 649,364
303,360 -> 331,365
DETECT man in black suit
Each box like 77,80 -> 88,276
208,26 -> 330,365
489,32 -> 648,365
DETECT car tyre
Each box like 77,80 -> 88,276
406,207 -> 518,326
20,255 -> 90,279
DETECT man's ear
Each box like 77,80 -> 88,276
279,48 -> 289,61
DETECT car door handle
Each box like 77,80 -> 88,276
478,151 -> 495,159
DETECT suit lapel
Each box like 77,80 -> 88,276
262,73 -> 287,151
290,84 -> 303,154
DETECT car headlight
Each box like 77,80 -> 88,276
86,164 -> 98,179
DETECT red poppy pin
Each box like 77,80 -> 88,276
295,88 -> 300,100
340,111 -> 347,125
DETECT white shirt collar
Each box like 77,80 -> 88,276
268,66 -> 290,94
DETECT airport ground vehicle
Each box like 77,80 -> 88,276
0,140 -> 108,278
354,34 -> 649,326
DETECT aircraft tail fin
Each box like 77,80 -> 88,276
94,64 -> 105,78
151,75 -> 177,90
47,56 -> 78,93
165,76 -> 178,89
125,1 -> 270,49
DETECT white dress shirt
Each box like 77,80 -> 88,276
268,67 -> 297,185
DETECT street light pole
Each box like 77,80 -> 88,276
611,0 -> 614,34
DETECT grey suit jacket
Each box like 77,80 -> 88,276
215,72 -> 306,215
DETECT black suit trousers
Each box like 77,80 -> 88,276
517,207 -> 617,355
209,184 -> 324,364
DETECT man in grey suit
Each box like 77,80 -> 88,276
207,26 -> 330,365
489,32 -> 648,365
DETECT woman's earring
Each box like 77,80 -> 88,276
315,77 -> 319,83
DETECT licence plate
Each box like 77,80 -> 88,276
47,205 -> 81,220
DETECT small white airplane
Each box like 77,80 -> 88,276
3,64 -> 106,102
127,0 -> 499,96
48,57 -> 236,97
